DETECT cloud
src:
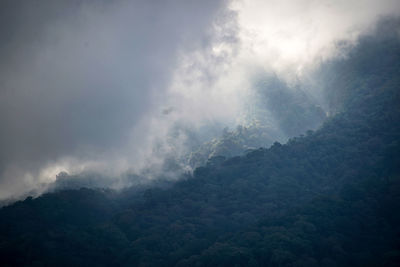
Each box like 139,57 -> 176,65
1,0 -> 400,200
232,0 -> 400,77
0,0 -> 228,199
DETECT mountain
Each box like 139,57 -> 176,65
0,19 -> 399,267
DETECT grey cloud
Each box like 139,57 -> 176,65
1,0 -> 400,201
0,0 -> 228,199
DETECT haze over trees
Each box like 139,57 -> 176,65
0,18 -> 399,266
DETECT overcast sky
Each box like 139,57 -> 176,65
1,0 -> 399,200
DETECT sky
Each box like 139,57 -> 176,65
0,0 -> 399,200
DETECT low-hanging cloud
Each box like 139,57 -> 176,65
1,0 -> 400,201
232,0 -> 400,77
0,0 -> 230,199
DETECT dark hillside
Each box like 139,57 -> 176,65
0,21 -> 399,267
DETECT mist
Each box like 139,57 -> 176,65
1,0 -> 399,201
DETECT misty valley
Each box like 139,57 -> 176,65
0,2 -> 400,267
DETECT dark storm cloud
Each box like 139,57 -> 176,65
0,0 -> 228,199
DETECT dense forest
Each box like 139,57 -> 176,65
0,20 -> 399,267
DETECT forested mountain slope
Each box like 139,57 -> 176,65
0,21 -> 399,267
187,75 -> 326,168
